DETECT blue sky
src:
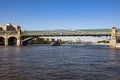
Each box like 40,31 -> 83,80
0,0 -> 120,30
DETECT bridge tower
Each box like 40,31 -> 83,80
0,23 -> 21,46
110,27 -> 117,48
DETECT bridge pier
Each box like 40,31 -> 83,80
110,27 -> 117,48
0,23 -> 21,46
17,30 -> 21,46
17,37 -> 21,46
5,34 -> 8,46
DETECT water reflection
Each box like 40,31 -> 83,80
0,46 -> 22,80
108,49 -> 120,80
110,49 -> 117,66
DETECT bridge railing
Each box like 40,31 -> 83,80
0,31 -> 5,35
0,31 -> 18,35
7,31 -> 18,35
21,31 -> 111,36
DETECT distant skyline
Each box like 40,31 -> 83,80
0,0 -> 120,30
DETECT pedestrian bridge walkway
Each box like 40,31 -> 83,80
21,28 -> 120,37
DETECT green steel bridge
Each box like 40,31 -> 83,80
0,23 -> 119,47
20,28 -> 120,47
0,27 -> 120,47
21,28 -> 120,37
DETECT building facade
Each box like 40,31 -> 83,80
0,23 -> 21,46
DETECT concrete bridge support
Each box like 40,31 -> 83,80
5,34 -> 8,46
4,36 -> 21,46
17,37 -> 21,46
16,30 -> 21,46
0,23 -> 21,46
110,27 -> 117,48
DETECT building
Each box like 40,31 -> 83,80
0,23 -> 21,46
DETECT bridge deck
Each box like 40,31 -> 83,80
21,29 -> 120,37
21,32 -> 111,37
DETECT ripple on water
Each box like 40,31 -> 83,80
0,44 -> 120,80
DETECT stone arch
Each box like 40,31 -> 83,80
0,37 -> 5,45
8,37 -> 17,45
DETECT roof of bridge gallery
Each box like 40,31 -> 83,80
24,28 -> 120,33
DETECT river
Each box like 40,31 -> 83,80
0,44 -> 120,80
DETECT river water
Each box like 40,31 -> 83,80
0,44 -> 120,80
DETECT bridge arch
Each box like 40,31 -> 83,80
8,37 -> 17,45
0,37 -> 5,45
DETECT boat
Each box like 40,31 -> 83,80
51,41 -> 61,46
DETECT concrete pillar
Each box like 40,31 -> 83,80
17,30 -> 21,46
5,34 -> 8,46
17,37 -> 21,46
110,27 -> 117,48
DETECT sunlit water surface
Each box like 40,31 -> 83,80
0,44 -> 120,80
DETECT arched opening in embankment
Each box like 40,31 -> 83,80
8,37 -> 17,45
0,37 -> 5,45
